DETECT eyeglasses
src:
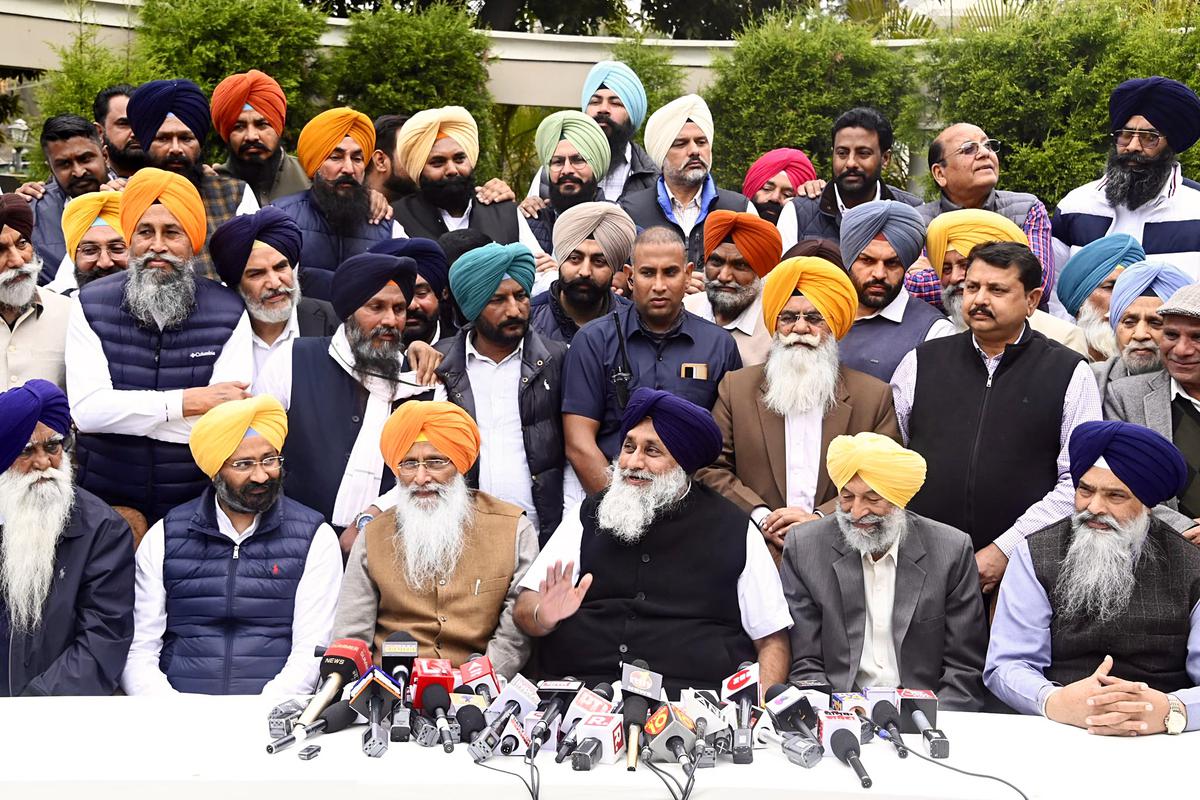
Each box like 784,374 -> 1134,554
76,242 -> 128,259
949,139 -> 1001,159
776,311 -> 828,329
396,457 -> 453,475
1112,129 -> 1163,148
548,154 -> 589,171
226,456 -> 285,473
15,435 -> 71,462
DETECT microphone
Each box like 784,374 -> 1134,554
763,684 -> 821,744
554,682 -> 616,763
380,633 -> 418,742
720,661 -> 760,765
570,713 -> 625,771
456,705 -> 488,744
348,666 -> 404,757
911,709 -> 949,758
756,728 -> 822,769
266,700 -> 356,754
833,691 -> 875,744
622,693 -> 650,772
295,638 -> 372,728
528,678 -> 584,753
870,700 -> 909,758
644,704 -> 698,774
470,673 -> 540,762
899,689 -> 947,758
460,653 -> 500,703
420,683 -> 456,753
410,658 -> 455,712
678,689 -> 732,768
831,728 -> 872,789
620,659 -> 664,705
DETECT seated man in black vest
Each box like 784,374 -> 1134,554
891,241 -> 1099,595
66,168 -> 255,524
986,420 -> 1200,735
619,93 -> 754,267
515,388 -> 791,695
253,249 -> 442,551
122,396 -> 341,695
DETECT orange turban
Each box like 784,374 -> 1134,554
761,256 -> 857,339
702,210 -> 783,278
61,191 -> 123,258
210,69 -> 287,142
380,401 -> 481,476
296,107 -> 375,177
119,168 -> 207,254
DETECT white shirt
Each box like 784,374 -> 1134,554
783,407 -> 823,512
522,497 -> 794,641
1172,377 -> 1200,411
666,186 -> 706,237
250,311 -> 301,379
436,201 -> 546,256
45,253 -> 78,295
856,286 -> 958,343
65,302 -> 255,441
121,499 -> 343,696
856,538 -> 901,690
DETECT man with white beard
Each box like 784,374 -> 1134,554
0,194 -> 73,390
987,420 -> 1200,736
0,379 -> 134,696
698,255 -> 900,558
1055,233 -> 1148,361
517,387 -> 792,694
780,432 -> 987,709
332,401 -> 536,677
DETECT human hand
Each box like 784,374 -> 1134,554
975,543 -> 1008,594
368,189 -> 395,224
406,340 -> 443,385
519,195 -> 548,219
536,560 -> 593,629
14,181 -> 45,201
476,178 -> 516,205
799,179 -> 826,199
182,382 -> 251,416
760,507 -> 820,549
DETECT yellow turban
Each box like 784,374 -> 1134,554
380,400 -> 481,476
826,432 -> 927,509
395,106 -> 480,185
61,191 -> 124,258
925,209 -> 1027,277
189,395 -> 289,479
119,168 -> 207,254
761,256 -> 857,339
296,107 -> 376,177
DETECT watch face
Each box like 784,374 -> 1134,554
1167,710 -> 1186,735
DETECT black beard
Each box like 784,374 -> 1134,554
419,173 -> 476,215
75,265 -> 124,288
474,314 -> 527,349
104,135 -> 147,174
381,172 -> 418,201
312,174 -> 371,230
857,277 -> 903,309
1104,143 -> 1177,210
215,472 -> 283,515
150,152 -> 205,187
401,305 -> 439,345
226,144 -> 283,197
64,173 -> 103,198
559,273 -> 607,310
754,200 -> 784,224
346,321 -> 404,383
593,113 -> 635,161
549,175 -> 598,212
834,164 -> 883,205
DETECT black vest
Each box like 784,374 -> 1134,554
906,330 -> 1082,551
391,194 -> 520,244
618,185 -> 749,266
538,482 -> 755,694
1028,518 -> 1200,692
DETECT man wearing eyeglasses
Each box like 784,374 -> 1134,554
525,111 -> 611,257
1053,77 -> 1200,291
122,395 -> 341,695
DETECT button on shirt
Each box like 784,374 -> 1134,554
856,539 -> 901,690
783,407 -> 823,512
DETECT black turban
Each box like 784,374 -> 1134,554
1109,76 -> 1200,153
209,206 -> 302,288
368,237 -> 450,299
128,79 -> 212,151
619,388 -> 722,474
331,253 -> 417,321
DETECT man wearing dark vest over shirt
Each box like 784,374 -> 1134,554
516,388 -> 791,695
987,421 -> 1200,735
836,200 -> 954,382
619,94 -> 755,267
65,168 -> 254,524
891,242 -> 1100,595
122,396 -> 341,695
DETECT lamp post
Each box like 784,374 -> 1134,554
6,118 -> 30,174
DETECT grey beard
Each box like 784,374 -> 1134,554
0,256 -> 41,311
941,283 -> 968,332
1104,145 -> 1177,211
240,272 -> 301,325
124,252 -> 197,329
597,462 -> 689,544
1120,338 -> 1162,375
663,159 -> 710,189
392,474 -> 472,591
344,322 -> 404,384
762,332 -> 841,417
706,277 -> 760,319
1056,508 -> 1151,623
834,504 -> 907,559
1077,299 -> 1120,360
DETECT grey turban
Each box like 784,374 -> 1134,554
552,201 -> 638,270
839,200 -> 927,270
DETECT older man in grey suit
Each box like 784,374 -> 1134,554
781,432 -> 987,710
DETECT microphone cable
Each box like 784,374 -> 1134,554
876,728 -> 1030,800
472,760 -> 537,800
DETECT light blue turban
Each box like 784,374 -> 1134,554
1055,234 -> 1145,317
448,242 -> 536,322
1108,260 -> 1193,331
581,61 -> 648,131
839,200 -> 926,270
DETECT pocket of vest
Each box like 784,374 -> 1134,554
474,576 -> 510,596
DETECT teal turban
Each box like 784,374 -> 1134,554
449,242 -> 536,321
1108,260 -> 1192,331
535,111 -> 611,177
581,61 -> 648,130
1056,234 -> 1145,317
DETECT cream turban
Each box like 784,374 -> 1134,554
644,94 -> 714,167
551,202 -> 637,270
826,432 -> 927,509
189,395 -> 288,479
396,106 -> 480,184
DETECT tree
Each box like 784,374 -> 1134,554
609,33 -> 686,127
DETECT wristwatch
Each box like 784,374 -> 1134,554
1165,694 -> 1187,735
353,512 -> 375,532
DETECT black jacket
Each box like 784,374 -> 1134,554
391,194 -> 520,244
296,297 -> 339,336
788,181 -> 923,242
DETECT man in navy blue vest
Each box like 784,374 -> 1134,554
122,395 -> 341,695
517,388 -> 791,695
67,169 -> 254,528
1,380 -> 134,697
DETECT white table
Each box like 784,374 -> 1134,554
0,695 -> 1193,799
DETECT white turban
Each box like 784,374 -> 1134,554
644,94 -> 714,168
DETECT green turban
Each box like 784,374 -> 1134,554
534,110 -> 611,177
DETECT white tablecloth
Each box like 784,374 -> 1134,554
0,695 -> 1193,799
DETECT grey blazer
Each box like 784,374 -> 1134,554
779,511 -> 988,711
1103,368 -> 1172,437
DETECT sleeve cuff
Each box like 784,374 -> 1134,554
166,389 -> 184,422
750,506 -> 771,528
1038,684 -> 1060,717
994,529 -> 1023,557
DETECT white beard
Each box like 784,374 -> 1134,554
834,504 -> 907,558
241,271 -> 301,325
0,454 -> 75,632
0,256 -> 41,311
1119,338 -> 1162,375
941,283 -> 968,332
762,332 -> 841,417
1077,299 -> 1120,360
391,474 -> 472,591
596,462 -> 689,545
1055,508 -> 1150,623
124,253 -> 197,329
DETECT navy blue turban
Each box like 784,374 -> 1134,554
1110,77 -> 1200,153
331,253 -> 417,322
448,242 -> 536,321
128,79 -> 212,151
618,388 -> 722,474
368,237 -> 451,299
0,380 -> 71,473
209,206 -> 302,288
1069,420 -> 1188,509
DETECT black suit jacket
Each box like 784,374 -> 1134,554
296,297 -> 339,337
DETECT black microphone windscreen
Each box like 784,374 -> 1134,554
320,700 -> 358,732
830,728 -> 860,761
871,700 -> 901,728
421,682 -> 451,712
696,690 -> 721,706
622,693 -> 649,727
631,659 -> 649,669
456,705 -> 487,738
592,682 -> 615,701
763,683 -> 789,703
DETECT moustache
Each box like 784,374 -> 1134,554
836,167 -> 867,181
619,468 -> 655,482
967,305 -> 994,318
1076,510 -> 1119,531
332,175 -> 360,188
777,331 -> 821,347
67,175 -> 101,190
238,141 -> 269,155
498,317 -> 526,328
258,287 -> 294,303
370,324 -> 402,340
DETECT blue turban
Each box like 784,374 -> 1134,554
448,242 -> 536,322
618,388 -> 722,474
0,380 -> 71,473
330,253 -> 417,322
1110,76 -> 1200,153
581,61 -> 648,131
209,206 -> 302,288
1069,420 -> 1188,509
127,79 -> 212,151
1108,260 -> 1193,331
1056,234 -> 1145,317
369,237 -> 451,300
839,200 -> 926,270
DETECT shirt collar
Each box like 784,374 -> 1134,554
1170,376 -> 1200,410
214,497 -> 258,542
723,293 -> 763,336
250,307 -> 301,349
857,286 -> 911,324
466,331 -> 523,366
861,535 -> 901,567
835,181 -> 881,214
971,323 -> 1028,361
